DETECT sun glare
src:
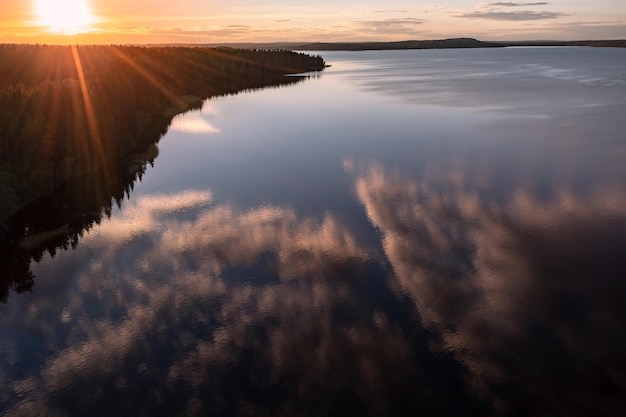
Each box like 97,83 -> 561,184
36,0 -> 94,33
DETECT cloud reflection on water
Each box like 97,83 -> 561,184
3,188 -> 446,416
170,102 -> 221,134
2,154 -> 626,415
350,159 -> 626,416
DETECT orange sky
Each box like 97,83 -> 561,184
1,0 -> 625,44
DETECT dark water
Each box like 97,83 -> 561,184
2,47 -> 626,416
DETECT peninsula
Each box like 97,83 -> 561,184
0,45 -> 325,225
0,45 -> 325,298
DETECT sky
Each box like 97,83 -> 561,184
0,0 -> 625,44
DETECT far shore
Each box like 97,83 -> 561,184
155,38 -> 626,51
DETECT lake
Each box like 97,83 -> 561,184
1,47 -> 626,416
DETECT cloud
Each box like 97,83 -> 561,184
352,18 -> 428,36
483,2 -> 549,6
456,10 -> 565,20
546,21 -> 626,39
353,18 -> 427,29
350,18 -> 429,36
92,24 -> 254,39
373,10 -> 409,14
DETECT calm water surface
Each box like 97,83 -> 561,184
2,47 -> 626,416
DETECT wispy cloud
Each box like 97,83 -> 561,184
153,25 -> 252,38
354,18 -> 427,28
374,10 -> 409,14
456,11 -> 565,21
544,21 -> 626,39
483,2 -> 549,6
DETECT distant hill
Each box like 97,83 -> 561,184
192,38 -> 504,51
191,38 -> 625,51
293,38 -> 504,51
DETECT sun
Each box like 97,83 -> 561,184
36,0 -> 95,34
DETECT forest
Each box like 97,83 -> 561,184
0,45 -> 324,299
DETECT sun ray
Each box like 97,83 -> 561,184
70,45 -> 108,178
108,47 -> 188,110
